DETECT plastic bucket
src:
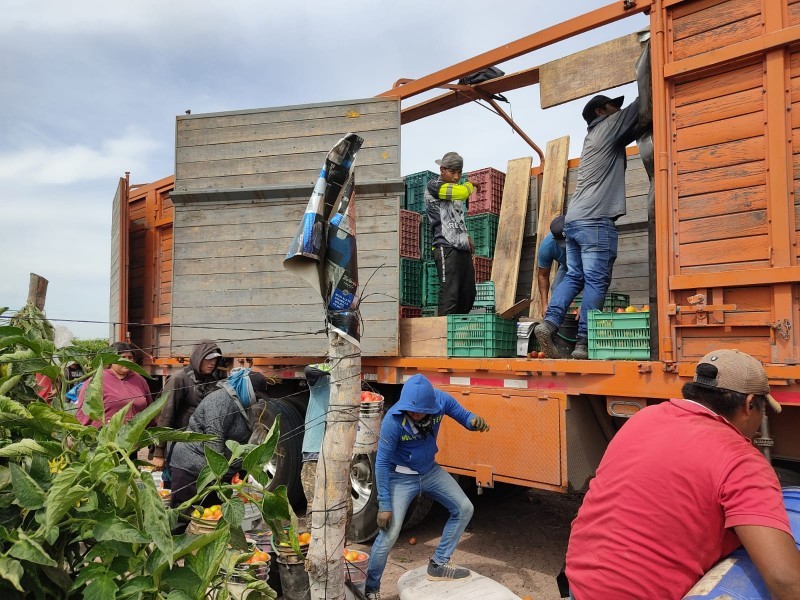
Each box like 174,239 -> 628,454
557,314 -> 578,342
344,550 -> 369,595
277,555 -> 311,600
353,398 -> 384,453
683,487 -> 800,599
248,530 -> 282,595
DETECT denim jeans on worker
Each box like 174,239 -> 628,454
544,218 -> 618,340
365,464 -> 474,592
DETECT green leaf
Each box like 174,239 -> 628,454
9,463 -> 45,509
0,325 -> 24,338
139,472 -> 173,565
8,536 -> 57,567
118,394 -> 166,453
228,524 -> 248,551
0,439 -> 46,458
84,368 -> 106,424
97,402 -> 132,447
196,465 -> 216,494
28,454 -> 51,483
0,556 -> 23,592
226,440 -> 255,463
44,465 -> 85,529
222,496 -> 245,528
0,375 -> 22,396
0,397 -> 29,419
261,486 -> 291,522
243,417 -> 280,486
166,591 -> 194,600
164,567 -> 202,592
140,427 -> 215,446
204,445 -> 229,479
186,524 -> 230,593
93,515 -> 149,544
82,571 -> 118,600
117,576 -> 156,598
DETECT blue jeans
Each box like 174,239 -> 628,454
544,218 -> 618,340
365,465 -> 474,592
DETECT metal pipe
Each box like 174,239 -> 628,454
756,413 -> 774,462
481,94 -> 545,166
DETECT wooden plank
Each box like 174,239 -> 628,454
678,209 -> 767,244
678,259 -> 769,274
677,160 -> 766,197
539,33 -> 642,109
674,86 -> 763,129
791,2 -> 800,27
673,60 -> 763,107
675,111 -> 763,151
678,330 -> 771,362
673,14 -> 762,62
528,138 -> 569,318
678,185 -> 766,220
672,0 -> 761,41
488,156 -> 533,314
676,135 -> 765,174
678,234 -> 770,267
399,317 -> 447,357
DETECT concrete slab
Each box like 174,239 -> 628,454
397,566 -> 523,599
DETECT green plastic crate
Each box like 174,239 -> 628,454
570,292 -> 630,313
466,213 -> 499,258
587,310 -> 650,360
420,215 -> 433,261
422,261 -> 439,307
474,282 -> 495,307
447,314 -> 516,358
403,170 -> 437,213
399,258 -> 422,307
422,306 -> 437,318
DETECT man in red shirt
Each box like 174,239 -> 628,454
566,349 -> 800,600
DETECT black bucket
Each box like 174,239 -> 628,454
277,555 -> 311,600
553,314 -> 577,356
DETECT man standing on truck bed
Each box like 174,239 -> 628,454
535,94 -> 639,359
426,151 -> 478,316
566,349 -> 800,599
364,374 -> 490,600
151,339 -> 223,482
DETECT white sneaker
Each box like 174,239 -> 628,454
365,591 -> 381,600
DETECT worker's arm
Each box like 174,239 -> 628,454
734,525 -> 800,600
537,266 -> 552,316
427,180 -> 474,202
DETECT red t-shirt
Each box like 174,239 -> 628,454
76,368 -> 152,428
566,399 -> 792,600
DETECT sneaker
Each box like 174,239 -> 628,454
365,590 -> 381,600
426,559 -> 471,581
571,338 -> 588,360
534,321 -> 562,359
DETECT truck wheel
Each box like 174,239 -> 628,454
250,399 -> 305,507
348,452 -> 434,543
775,466 -> 800,488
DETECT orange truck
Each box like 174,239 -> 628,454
110,0 -> 800,541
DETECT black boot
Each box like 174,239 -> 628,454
534,321 -> 562,359
571,337 -> 588,360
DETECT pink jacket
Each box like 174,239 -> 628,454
76,368 -> 153,428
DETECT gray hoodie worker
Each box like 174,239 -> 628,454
152,339 -> 223,467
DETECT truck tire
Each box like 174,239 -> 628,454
250,399 -> 305,507
348,451 -> 433,543
775,466 -> 800,488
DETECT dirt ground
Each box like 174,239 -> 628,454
346,487 -> 583,600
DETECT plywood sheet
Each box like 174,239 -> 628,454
490,157 -> 533,314
539,33 -> 642,109
529,137 -> 570,318
399,317 -> 447,357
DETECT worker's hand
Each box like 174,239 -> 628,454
468,236 -> 475,255
471,415 -> 490,432
377,511 -> 392,530
151,457 -> 165,469
470,180 -> 481,192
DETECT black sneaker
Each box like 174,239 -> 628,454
426,559 -> 471,581
534,321 -> 561,359
571,338 -> 588,360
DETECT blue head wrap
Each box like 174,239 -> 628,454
227,367 -> 254,408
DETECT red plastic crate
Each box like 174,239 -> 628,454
474,256 -> 492,283
400,209 -> 422,259
399,306 -> 422,319
467,167 -> 505,215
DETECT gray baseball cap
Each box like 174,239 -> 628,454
435,152 -> 464,171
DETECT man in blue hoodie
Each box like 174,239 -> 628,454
364,375 -> 490,600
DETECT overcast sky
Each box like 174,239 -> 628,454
0,1 -> 646,339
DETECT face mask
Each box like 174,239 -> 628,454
409,413 -> 434,437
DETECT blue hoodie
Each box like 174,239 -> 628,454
376,374 -> 476,511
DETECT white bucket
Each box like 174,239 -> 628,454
353,398 -> 383,453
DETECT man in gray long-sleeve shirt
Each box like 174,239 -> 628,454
536,93 -> 639,360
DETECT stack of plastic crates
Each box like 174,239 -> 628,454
470,282 -> 495,314
447,314 -> 516,358
422,261 -> 439,309
466,167 -> 505,215
403,171 -> 437,213
474,257 -> 492,283
587,310 -> 650,360
399,306 -> 422,319
399,258 -> 422,307
466,214 -> 499,258
420,215 -> 433,261
399,210 -> 421,259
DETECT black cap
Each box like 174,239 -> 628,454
550,215 -> 566,242
582,94 -> 624,125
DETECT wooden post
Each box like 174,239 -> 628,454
306,331 -> 361,600
27,273 -> 49,310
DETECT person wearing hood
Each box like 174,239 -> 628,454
151,340 -> 223,474
364,374 -> 490,600
169,368 -> 269,513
